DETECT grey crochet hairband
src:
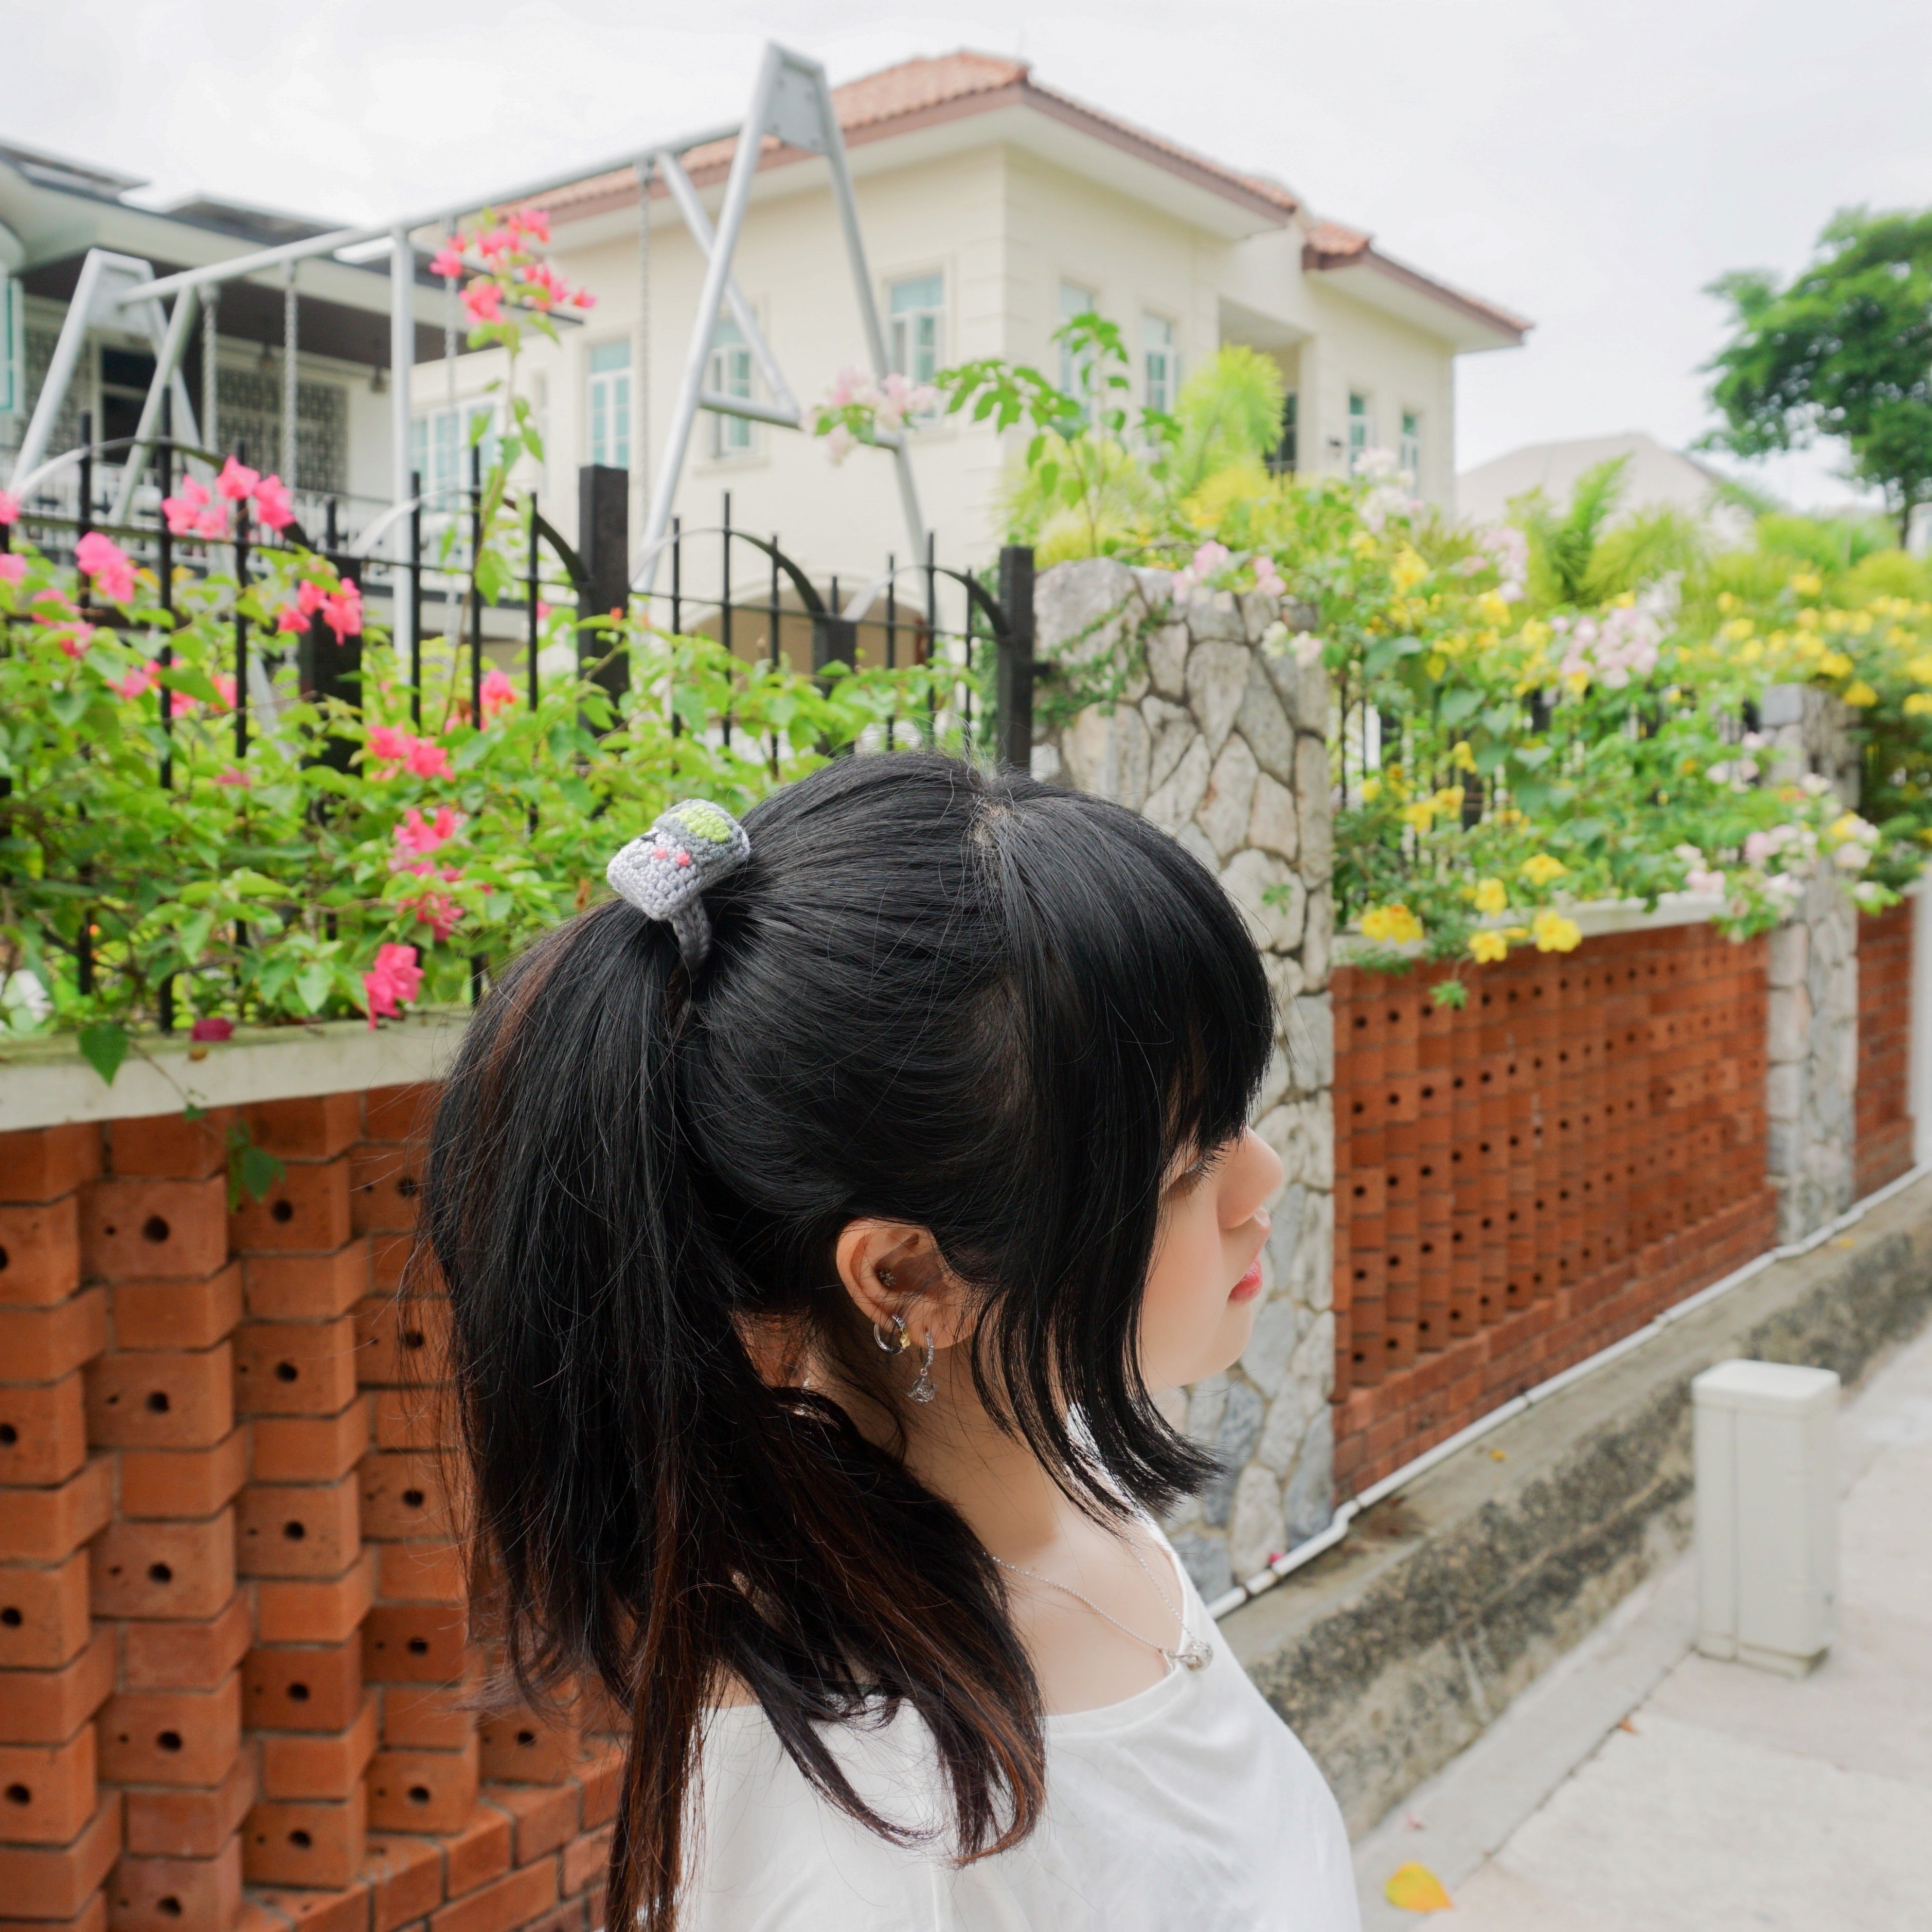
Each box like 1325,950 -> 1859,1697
605,800 -> 752,973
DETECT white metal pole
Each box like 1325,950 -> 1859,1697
389,226 -> 416,668
635,47 -> 781,591
110,285 -> 199,523
8,251 -> 108,486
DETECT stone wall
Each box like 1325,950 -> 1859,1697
1761,684 -> 1861,1241
1028,560 -> 1336,1600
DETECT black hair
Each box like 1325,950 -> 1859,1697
422,752 -> 1274,1929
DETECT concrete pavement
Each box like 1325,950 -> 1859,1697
1352,1307 -> 1932,1930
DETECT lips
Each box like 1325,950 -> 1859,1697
1229,1260 -> 1264,1303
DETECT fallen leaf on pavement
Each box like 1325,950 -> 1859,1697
1386,1862 -> 1453,1912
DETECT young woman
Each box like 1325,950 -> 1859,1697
424,753 -> 1358,1931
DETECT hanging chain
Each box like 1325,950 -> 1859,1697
989,1539 -> 1213,1672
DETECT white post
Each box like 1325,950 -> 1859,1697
389,226 -> 416,666
110,287 -> 199,523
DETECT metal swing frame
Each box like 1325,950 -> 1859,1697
4,39 -> 923,643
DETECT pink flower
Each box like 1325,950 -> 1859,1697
404,738 -> 453,779
213,672 -> 237,711
462,280 -> 505,325
76,531 -> 137,606
216,767 -> 250,788
321,580 -> 363,639
0,490 -> 19,525
406,889 -> 463,942
478,226 -> 515,261
367,724 -> 414,768
195,506 -> 230,540
480,667 -> 517,718
430,244 -> 467,279
571,287 -> 595,310
277,605 -> 309,633
363,942 -> 424,1027
162,475 -> 210,534
392,804 -> 463,865
296,578 -> 328,616
1191,541 -> 1232,577
509,206 -> 550,244
535,598 -> 553,620
55,624 -> 95,659
0,553 -> 24,587
253,473 -> 295,531
521,262 -> 563,311
112,659 -> 162,700
189,1016 -> 234,1042
217,455 -> 260,501
1743,831 -> 1774,867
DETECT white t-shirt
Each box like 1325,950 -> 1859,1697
685,1538 -> 1361,1931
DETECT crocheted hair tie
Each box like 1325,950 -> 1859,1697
605,800 -> 752,974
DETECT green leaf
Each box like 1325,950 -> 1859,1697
1440,688 -> 1483,726
49,686 -> 91,726
1430,978 -> 1469,1009
78,1022 -> 130,1086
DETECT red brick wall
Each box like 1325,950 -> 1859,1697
0,1091 -> 619,1932
1855,903 -> 1916,1200
1331,924 -> 1779,1496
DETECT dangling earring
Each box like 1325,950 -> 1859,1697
872,1312 -> 911,1355
908,1330 -> 936,1405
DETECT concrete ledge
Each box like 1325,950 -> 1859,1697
0,1010 -> 471,1131
1227,1171 -> 1932,1836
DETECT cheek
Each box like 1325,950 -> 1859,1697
1138,1198 -> 1240,1391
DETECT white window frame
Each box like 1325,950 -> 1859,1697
1059,281 -> 1098,420
1399,408 -> 1422,484
586,340 -> 631,472
1347,390 -> 1373,468
410,400 -> 499,513
1142,313 -> 1178,416
887,271 -> 945,388
706,314 -> 756,460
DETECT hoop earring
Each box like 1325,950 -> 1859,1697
872,1313 -> 911,1355
908,1330 -> 937,1405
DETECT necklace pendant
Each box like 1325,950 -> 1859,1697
1175,1635 -> 1213,1671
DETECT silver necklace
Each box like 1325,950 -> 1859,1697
991,1537 -> 1214,1672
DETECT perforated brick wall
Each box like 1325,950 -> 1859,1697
1855,903 -> 1916,1201
1330,924 -> 1780,1495
0,1090 -> 620,1932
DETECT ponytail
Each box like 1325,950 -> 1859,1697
422,755 -> 1271,1927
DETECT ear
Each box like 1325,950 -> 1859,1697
834,1220 -> 970,1350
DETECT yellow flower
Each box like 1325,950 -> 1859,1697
1849,611 -> 1874,636
1401,800 -> 1438,832
1473,877 -> 1508,915
1816,651 -> 1853,679
1522,618 -> 1552,650
1452,740 -> 1476,773
1904,693 -> 1932,717
1790,572 -> 1823,597
1519,853 -> 1567,887
1738,639 -> 1765,665
1564,669 -> 1590,697
1468,929 -> 1509,963
1477,590 -> 1511,625
1359,775 -> 1384,802
1722,617 -> 1755,643
1502,924 -> 1530,941
1842,679 -> 1878,707
1391,548 -> 1427,591
1532,910 -> 1582,953
1794,607 -> 1820,631
1908,654 -> 1932,685
1361,904 -> 1425,945
1434,786 -> 1466,816
1425,653 -> 1448,679
1717,591 -> 1738,613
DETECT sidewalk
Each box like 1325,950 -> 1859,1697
1352,1309 -> 1932,1930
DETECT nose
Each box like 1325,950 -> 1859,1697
1227,1126 -> 1285,1224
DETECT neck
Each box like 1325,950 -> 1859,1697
893,1346 -> 1091,1564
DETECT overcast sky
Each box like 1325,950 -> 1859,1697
15,0 -> 1931,510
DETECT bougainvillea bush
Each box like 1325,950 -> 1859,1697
0,523 -> 949,1054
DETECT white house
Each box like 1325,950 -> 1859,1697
473,50 -> 1529,575
1458,431 -> 1756,546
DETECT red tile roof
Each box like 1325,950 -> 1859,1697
1301,221 -> 1530,343
534,50 -> 1297,226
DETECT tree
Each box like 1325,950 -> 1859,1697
1702,207 -> 1932,543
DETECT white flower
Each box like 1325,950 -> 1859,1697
2,970 -> 51,1026
1293,632 -> 1326,669
826,425 -> 855,466
1261,620 -> 1291,654
1800,773 -> 1834,797
1834,843 -> 1872,871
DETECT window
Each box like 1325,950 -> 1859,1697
888,273 -> 944,386
1059,281 -> 1097,416
707,316 -> 754,458
1347,390 -> 1372,468
1271,392 -> 1299,475
587,341 -> 630,471
1400,409 -> 1421,483
1143,314 -> 1177,415
410,402 -> 498,510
